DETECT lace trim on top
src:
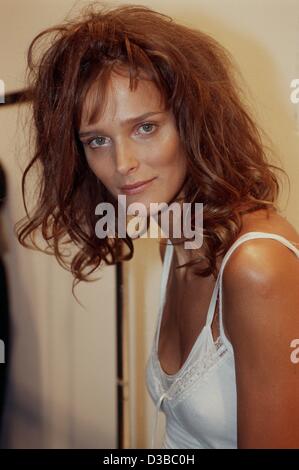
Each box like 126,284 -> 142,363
151,332 -> 230,407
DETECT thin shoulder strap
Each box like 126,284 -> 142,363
158,239 -> 173,312
155,240 -> 174,352
205,231 -> 299,352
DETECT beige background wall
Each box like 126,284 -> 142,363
0,0 -> 298,449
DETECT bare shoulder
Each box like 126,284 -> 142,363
221,208 -> 299,342
224,208 -> 299,281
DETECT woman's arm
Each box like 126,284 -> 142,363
222,239 -> 299,448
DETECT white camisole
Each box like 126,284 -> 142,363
145,231 -> 299,449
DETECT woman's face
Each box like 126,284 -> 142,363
79,68 -> 187,214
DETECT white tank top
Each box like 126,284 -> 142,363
145,231 -> 299,449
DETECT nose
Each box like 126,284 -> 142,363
114,140 -> 139,175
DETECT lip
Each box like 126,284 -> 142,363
120,177 -> 157,195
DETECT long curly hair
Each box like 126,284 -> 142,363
15,3 -> 288,295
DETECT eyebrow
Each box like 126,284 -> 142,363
78,111 -> 165,138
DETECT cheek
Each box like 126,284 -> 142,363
147,136 -> 185,169
160,140 -> 187,178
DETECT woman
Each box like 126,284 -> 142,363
15,4 -> 299,448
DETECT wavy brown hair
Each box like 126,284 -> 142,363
15,2 -> 288,295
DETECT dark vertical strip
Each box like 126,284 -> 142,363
115,242 -> 124,449
0,164 -> 10,446
0,89 -> 28,444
